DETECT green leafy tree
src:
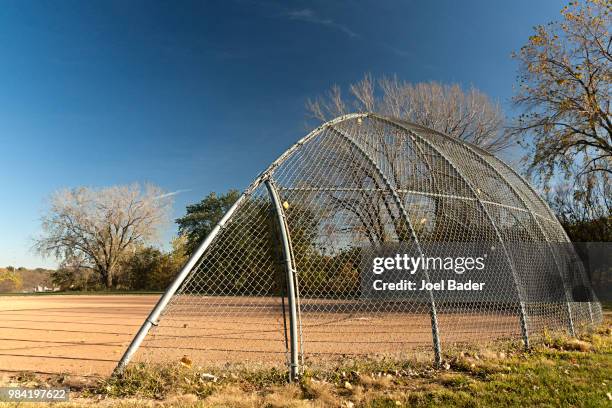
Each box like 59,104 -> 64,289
188,196 -> 280,295
120,236 -> 189,291
176,190 -> 368,297
177,191 -> 326,296
119,246 -> 164,290
146,236 -> 189,290
176,190 -> 240,255
51,265 -> 98,291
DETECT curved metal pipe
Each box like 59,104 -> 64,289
265,179 -> 300,381
327,123 -> 442,365
113,114 -> 368,376
371,114 -> 530,348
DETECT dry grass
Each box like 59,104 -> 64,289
1,313 -> 610,407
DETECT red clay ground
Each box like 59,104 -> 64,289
0,295 -> 159,378
0,295 -> 525,380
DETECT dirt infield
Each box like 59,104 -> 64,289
137,295 -> 522,369
0,294 -> 525,379
0,295 -> 159,377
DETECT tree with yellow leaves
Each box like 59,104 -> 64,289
511,0 -> 611,182
0,268 -> 23,292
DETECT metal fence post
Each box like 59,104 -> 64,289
265,178 -> 300,381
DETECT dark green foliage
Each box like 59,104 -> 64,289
51,266 -> 99,291
176,190 -> 241,255
176,190 -> 363,297
561,216 -> 612,243
181,196 -> 281,296
119,237 -> 189,291
119,247 -> 164,290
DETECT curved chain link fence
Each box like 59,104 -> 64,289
122,113 -> 602,378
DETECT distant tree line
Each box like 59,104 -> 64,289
0,268 -> 22,292
0,267 -> 54,293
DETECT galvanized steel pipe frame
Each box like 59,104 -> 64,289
112,114 -> 365,377
326,124 -> 443,365
265,179 -> 300,381
388,116 -> 578,337
373,115 -> 531,348
113,112 -> 585,378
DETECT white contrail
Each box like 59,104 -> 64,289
155,189 -> 192,199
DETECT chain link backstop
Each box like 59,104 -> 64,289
116,113 -> 602,380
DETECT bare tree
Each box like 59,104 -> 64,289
306,78 -> 502,245
307,74 -> 510,153
35,184 -> 172,288
511,0 -> 611,182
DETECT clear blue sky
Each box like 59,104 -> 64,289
0,0 -> 567,268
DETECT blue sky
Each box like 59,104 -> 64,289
0,0 -> 567,268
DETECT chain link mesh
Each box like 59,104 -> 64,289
131,113 -> 602,373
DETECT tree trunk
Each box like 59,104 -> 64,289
105,268 -> 113,288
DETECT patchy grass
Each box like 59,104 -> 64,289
1,315 -> 611,407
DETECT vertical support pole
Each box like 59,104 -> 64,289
265,178 -> 300,381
